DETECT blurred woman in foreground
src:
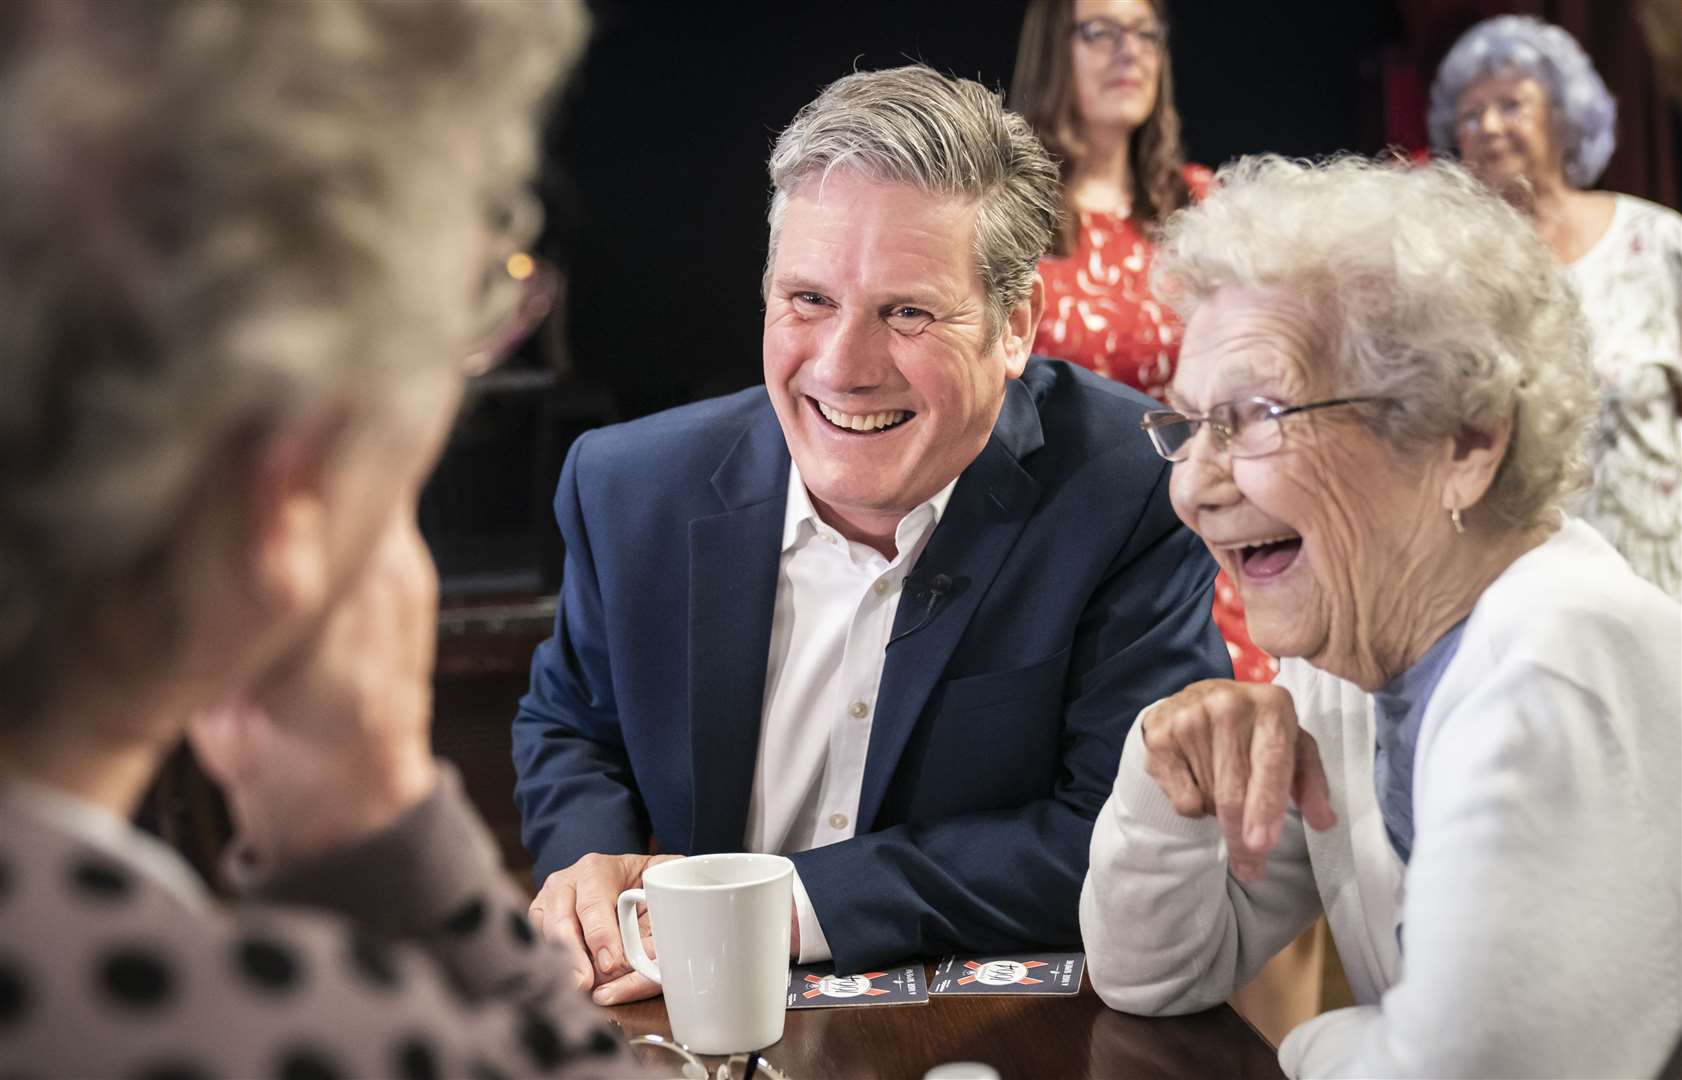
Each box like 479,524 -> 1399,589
0,2 -> 638,1076
1080,155 -> 1680,1077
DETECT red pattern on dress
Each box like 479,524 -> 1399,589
1033,163 -> 1278,684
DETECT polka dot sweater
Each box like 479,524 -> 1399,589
0,769 -> 647,1079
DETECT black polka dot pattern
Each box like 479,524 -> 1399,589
71,856 -> 131,901
394,1036 -> 439,1080
99,947 -> 174,1011
466,1062 -> 511,1080
275,1047 -> 343,1080
442,898 -> 486,937
518,1010 -> 567,1071
347,934 -> 399,990
237,938 -> 302,994
133,1060 -> 214,1080
506,910 -> 536,950
0,956 -> 29,1029
585,1027 -> 619,1056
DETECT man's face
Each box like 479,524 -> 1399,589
762,172 -> 1035,541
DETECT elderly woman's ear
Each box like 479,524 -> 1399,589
1440,417 -> 1514,523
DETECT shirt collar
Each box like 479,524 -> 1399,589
781,461 -> 958,555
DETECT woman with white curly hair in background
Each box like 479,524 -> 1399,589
1079,154 -> 1680,1078
1432,14 -> 1682,601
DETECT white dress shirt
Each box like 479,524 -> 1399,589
743,463 -> 955,962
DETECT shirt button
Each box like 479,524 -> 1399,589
848,700 -> 869,719
872,579 -> 889,595
829,813 -> 849,830
823,533 -> 837,545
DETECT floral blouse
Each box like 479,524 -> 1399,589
1565,193 -> 1682,602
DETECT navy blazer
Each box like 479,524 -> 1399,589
512,359 -> 1228,972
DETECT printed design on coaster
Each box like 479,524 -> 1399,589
930,952 -> 1085,996
802,972 -> 890,999
957,959 -> 1046,986
787,962 -> 928,1008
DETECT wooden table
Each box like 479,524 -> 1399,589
608,969 -> 1284,1080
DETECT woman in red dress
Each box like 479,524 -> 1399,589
1010,0 -> 1275,685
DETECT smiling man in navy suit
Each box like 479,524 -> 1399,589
513,65 -> 1228,1006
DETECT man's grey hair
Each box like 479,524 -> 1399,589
1428,14 -> 1617,189
1151,154 -> 1595,531
0,0 -> 583,719
763,64 -> 1062,337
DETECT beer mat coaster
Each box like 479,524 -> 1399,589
786,962 -> 929,1008
929,953 -> 1085,995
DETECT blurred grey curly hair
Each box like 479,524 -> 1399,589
763,64 -> 1062,339
1150,154 -> 1595,531
1428,15 -> 1617,188
0,0 -> 583,720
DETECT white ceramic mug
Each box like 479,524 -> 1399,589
616,852 -> 794,1054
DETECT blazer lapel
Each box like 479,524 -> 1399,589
856,381 -> 1045,830
687,406 -> 789,853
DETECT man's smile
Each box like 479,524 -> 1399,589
807,395 -> 916,434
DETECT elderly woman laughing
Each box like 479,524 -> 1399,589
1079,156 -> 1681,1078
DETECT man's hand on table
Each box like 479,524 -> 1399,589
530,853 -> 677,1004
1140,679 -> 1338,881
530,852 -> 806,1005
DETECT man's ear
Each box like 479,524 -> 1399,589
1001,273 -> 1045,380
1441,416 -> 1513,521
247,426 -> 335,622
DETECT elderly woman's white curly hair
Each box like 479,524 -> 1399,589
1427,14 -> 1617,188
1150,154 -> 1595,532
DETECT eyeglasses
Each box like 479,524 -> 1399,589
1071,16 -> 1167,54
1140,395 -> 1385,461
461,250 -> 560,378
1454,95 -> 1539,138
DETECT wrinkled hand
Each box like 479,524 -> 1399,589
529,852 -> 682,1005
188,514 -> 439,869
1140,679 -> 1337,881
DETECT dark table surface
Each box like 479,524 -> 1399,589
608,966 -> 1285,1080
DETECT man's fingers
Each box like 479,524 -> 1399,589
637,907 -> 655,959
532,879 -> 594,989
1292,731 -> 1338,831
573,865 -> 631,978
591,969 -> 662,1007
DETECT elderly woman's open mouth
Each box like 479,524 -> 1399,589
1235,534 -> 1302,580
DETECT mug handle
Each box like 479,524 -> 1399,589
615,888 -> 661,985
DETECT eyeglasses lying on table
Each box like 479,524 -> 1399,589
1140,395 -> 1389,461
626,1033 -> 789,1080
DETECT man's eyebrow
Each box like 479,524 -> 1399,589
772,274 -> 829,295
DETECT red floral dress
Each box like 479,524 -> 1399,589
1033,164 -> 1277,683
